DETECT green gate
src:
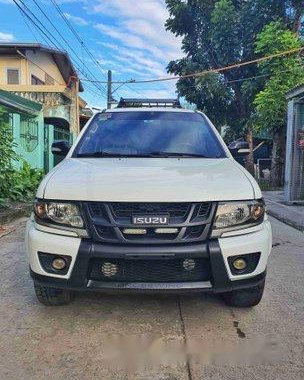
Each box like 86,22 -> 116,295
53,127 -> 73,166
44,125 -> 73,172
12,113 -> 44,170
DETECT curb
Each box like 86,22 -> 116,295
267,210 -> 304,232
0,203 -> 32,225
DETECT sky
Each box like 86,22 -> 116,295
0,0 -> 184,108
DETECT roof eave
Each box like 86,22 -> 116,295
286,84 -> 304,100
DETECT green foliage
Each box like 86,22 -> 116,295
165,0 -> 303,135
9,162 -> 44,202
0,107 -> 17,203
0,106 -> 44,206
254,21 -> 304,133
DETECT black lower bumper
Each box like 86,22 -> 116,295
30,239 -> 266,294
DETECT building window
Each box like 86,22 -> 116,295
31,75 -> 44,85
45,73 -> 55,85
6,68 -> 20,84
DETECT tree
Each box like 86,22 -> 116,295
254,21 -> 304,185
165,0 -> 303,173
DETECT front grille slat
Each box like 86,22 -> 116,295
86,201 -> 214,244
110,202 -> 191,219
89,258 -> 211,283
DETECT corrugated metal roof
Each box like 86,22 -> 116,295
0,89 -> 42,115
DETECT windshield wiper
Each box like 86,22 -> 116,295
76,151 -> 216,158
76,151 -> 151,158
147,151 -> 212,158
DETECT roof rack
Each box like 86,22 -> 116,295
117,98 -> 182,109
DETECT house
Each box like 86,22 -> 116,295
284,84 -> 304,203
0,88 -> 70,173
0,43 -> 86,137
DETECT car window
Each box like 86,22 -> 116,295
74,111 -> 226,158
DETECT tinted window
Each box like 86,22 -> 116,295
74,111 -> 226,158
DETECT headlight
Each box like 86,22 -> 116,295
212,200 -> 265,235
34,201 -> 84,229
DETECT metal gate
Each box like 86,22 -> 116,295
44,125 -> 73,172
53,127 -> 73,166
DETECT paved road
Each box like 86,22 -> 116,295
0,217 -> 303,380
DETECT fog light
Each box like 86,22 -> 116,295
232,258 -> 247,271
52,257 -> 67,270
183,259 -> 195,271
101,262 -> 118,277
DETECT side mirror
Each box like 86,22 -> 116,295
51,140 -> 70,157
228,140 -> 250,157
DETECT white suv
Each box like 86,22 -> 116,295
26,99 -> 272,307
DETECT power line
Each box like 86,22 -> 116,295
183,67 -> 298,90
30,0 -> 107,97
50,0 -> 145,99
13,0 -> 58,48
49,0 -> 108,82
125,84 -> 148,98
49,0 -> 146,99
80,46 -> 304,84
16,4 -> 39,43
13,0 -> 107,98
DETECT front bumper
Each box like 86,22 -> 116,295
26,219 -> 272,293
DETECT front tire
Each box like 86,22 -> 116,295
222,279 -> 265,307
34,282 -> 73,306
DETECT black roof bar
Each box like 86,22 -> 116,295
117,98 -> 182,109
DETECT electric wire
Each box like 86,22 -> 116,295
13,0 -> 107,98
50,0 -> 146,98
50,0 -> 109,81
30,0 -> 107,96
80,46 -> 304,84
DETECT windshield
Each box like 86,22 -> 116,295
73,111 -> 226,158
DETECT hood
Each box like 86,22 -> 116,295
39,157 -> 257,202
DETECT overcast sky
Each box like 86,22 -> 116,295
0,0 -> 183,108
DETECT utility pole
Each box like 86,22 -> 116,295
107,70 -> 112,109
107,70 -> 134,108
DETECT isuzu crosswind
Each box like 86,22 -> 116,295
26,98 -> 272,307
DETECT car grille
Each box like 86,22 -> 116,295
110,202 -> 191,219
89,257 -> 211,283
84,201 -> 215,244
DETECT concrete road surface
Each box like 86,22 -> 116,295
0,217 -> 303,380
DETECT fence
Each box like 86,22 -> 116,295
44,125 -> 74,173
285,101 -> 304,203
10,112 -> 73,173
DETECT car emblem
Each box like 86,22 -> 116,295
132,215 -> 169,225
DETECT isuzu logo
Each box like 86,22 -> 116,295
132,215 -> 169,225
